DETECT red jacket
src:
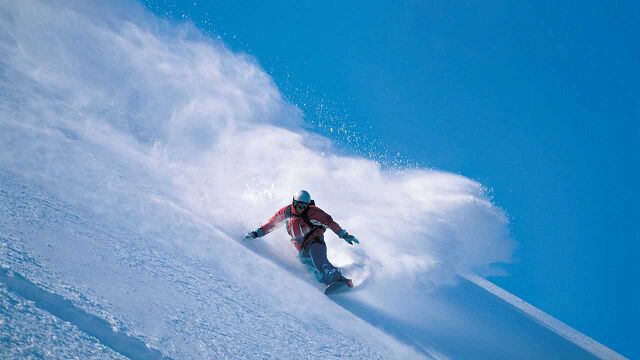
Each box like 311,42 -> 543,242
259,204 -> 344,251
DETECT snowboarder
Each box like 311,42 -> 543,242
244,190 -> 360,288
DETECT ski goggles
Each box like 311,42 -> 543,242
293,200 -> 310,209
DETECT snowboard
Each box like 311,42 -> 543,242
324,281 -> 350,295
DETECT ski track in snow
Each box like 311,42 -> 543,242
0,285 -> 126,360
0,170 -> 418,359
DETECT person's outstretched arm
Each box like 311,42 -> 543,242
309,208 -> 360,245
244,206 -> 287,241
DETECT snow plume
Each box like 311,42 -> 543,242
1,0 -> 511,318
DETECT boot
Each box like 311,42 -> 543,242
339,275 -> 354,288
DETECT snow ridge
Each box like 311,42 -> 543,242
465,274 -> 628,360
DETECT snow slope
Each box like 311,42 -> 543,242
0,171 -> 415,359
0,1 -> 626,359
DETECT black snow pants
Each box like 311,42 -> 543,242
299,239 -> 342,284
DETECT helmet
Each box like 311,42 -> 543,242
293,190 -> 311,207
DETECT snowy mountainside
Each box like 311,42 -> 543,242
0,169 -> 616,359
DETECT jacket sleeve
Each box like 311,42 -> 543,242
308,207 -> 343,235
259,206 -> 288,236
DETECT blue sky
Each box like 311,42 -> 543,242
143,1 -> 639,357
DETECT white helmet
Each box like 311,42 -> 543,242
293,190 -> 311,205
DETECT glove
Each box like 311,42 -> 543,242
344,235 -> 360,245
244,231 -> 258,241
338,229 -> 360,245
244,228 -> 263,241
